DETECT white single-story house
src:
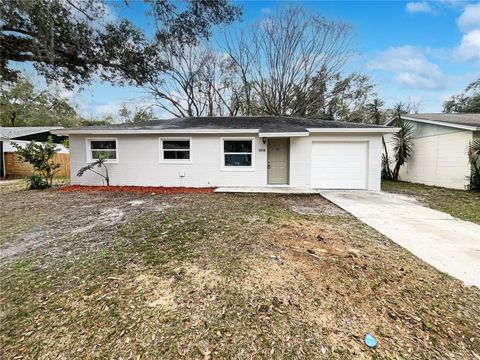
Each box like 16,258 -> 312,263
385,113 -> 480,190
54,116 -> 398,191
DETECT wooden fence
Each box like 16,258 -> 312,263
4,152 -> 70,178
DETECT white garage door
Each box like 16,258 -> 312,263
311,142 -> 368,189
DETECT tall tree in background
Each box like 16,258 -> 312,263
0,75 -> 82,127
0,0 -> 241,88
443,79 -> 480,113
148,6 -> 376,120
366,98 -> 385,125
118,104 -> 155,123
144,43 -> 238,117
222,6 -> 376,119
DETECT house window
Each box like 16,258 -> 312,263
222,139 -> 254,168
87,139 -> 117,162
160,138 -> 191,162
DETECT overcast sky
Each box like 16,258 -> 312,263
25,1 -> 480,119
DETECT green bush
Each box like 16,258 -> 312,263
27,174 -> 49,190
12,136 -> 60,188
467,140 -> 480,192
469,170 -> 480,191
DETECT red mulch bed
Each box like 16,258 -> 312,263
59,185 -> 216,194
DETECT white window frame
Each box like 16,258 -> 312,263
86,138 -> 118,163
159,137 -> 192,164
221,137 -> 255,171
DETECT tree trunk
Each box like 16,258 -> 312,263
10,112 -> 17,127
104,164 -> 110,186
382,136 -> 393,179
392,162 -> 401,181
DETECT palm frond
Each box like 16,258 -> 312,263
392,121 -> 415,166
77,158 -> 106,177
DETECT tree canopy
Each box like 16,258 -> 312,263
146,6 -> 378,121
0,0 -> 241,89
0,75 -> 83,127
0,75 -> 133,127
443,79 -> 480,113
118,104 -> 155,124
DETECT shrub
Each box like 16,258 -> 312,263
467,140 -> 480,191
12,136 -> 60,188
26,174 -> 49,189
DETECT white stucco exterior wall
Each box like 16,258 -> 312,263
69,134 -> 267,187
384,123 -> 474,190
69,132 -> 384,190
399,131 -> 472,189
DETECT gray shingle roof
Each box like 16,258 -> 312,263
0,126 -> 64,141
402,113 -> 480,128
64,116 -> 388,133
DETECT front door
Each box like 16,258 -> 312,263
267,138 -> 289,185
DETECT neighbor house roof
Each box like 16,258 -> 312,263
386,113 -> 480,131
53,116 -> 398,136
0,126 -> 64,141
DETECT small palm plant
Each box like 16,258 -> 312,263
391,120 -> 415,180
467,139 -> 480,191
77,158 -> 110,186
382,102 -> 414,181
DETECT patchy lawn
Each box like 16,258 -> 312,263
0,177 -> 69,195
382,180 -> 480,224
1,189 -> 479,359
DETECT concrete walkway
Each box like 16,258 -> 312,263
321,190 -> 480,287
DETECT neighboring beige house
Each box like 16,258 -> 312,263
54,116 -> 398,191
385,113 -> 480,190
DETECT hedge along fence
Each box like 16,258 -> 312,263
4,152 -> 70,178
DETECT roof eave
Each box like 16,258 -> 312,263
389,116 -> 480,131
1,126 -> 64,139
259,132 -> 309,137
52,128 -> 261,136
307,127 -> 399,133
54,127 -> 400,136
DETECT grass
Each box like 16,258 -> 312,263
0,177 -> 69,194
0,190 -> 479,359
382,180 -> 480,224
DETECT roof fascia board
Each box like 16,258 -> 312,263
259,132 -> 309,137
307,128 -> 399,133
389,116 -> 479,131
2,127 -> 64,139
54,128 -> 401,136
52,129 -> 260,136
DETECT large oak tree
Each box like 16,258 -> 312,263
0,0 -> 241,88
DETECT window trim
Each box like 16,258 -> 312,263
86,138 -> 118,164
159,137 -> 193,164
221,137 -> 255,171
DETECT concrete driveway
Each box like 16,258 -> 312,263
321,190 -> 480,287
